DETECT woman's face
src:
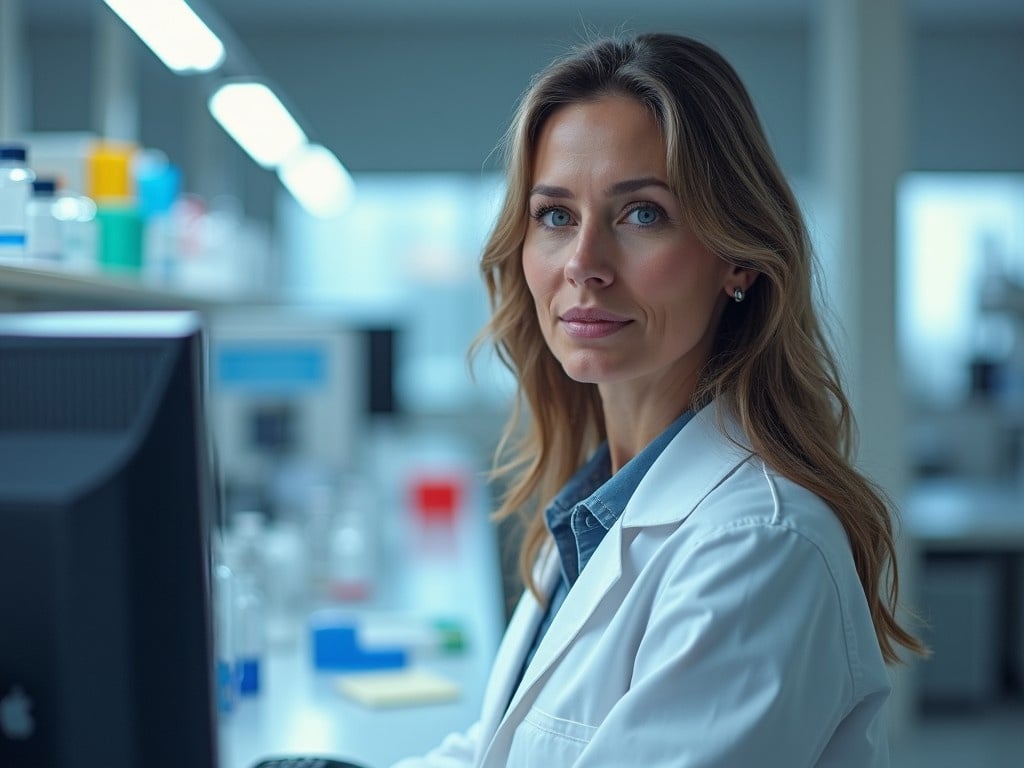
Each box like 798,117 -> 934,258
522,93 -> 738,404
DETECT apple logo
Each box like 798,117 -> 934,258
0,685 -> 35,740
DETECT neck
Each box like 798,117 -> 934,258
601,393 -> 691,473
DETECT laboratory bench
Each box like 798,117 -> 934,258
903,478 -> 1024,708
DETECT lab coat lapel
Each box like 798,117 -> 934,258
475,548 -> 560,752
495,521 -> 624,731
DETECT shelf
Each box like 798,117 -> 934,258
0,263 -> 273,311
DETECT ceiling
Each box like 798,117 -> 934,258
25,0 -> 1024,29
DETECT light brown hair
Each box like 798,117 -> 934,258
474,32 -> 924,663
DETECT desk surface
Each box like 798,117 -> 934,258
903,478 -> 1024,550
218,478 -> 506,768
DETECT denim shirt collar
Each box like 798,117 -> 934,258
544,409 -> 695,584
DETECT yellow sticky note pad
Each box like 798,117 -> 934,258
334,668 -> 461,708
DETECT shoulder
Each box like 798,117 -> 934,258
694,456 -> 850,557
656,457 -> 888,696
630,401 -> 852,557
672,454 -> 860,627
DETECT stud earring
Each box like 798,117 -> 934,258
733,288 -> 745,303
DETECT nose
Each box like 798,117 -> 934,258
565,220 -> 614,288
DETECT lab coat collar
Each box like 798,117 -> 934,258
620,400 -> 753,528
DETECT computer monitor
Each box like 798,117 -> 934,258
0,311 -> 218,768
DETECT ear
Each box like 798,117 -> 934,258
724,264 -> 758,300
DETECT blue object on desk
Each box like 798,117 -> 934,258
237,656 -> 261,694
311,624 -> 407,671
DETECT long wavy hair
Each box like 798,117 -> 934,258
474,32 -> 924,663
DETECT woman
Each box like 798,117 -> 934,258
394,32 -> 925,767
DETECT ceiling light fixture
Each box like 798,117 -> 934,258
208,81 -> 307,168
102,0 -> 225,73
278,144 -> 356,218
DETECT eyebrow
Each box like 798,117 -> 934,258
528,177 -> 672,199
606,177 -> 672,196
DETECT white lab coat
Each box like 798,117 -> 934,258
393,403 -> 892,767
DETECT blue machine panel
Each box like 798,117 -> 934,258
216,344 -> 328,395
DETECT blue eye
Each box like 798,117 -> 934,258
533,206 -> 573,227
549,209 -> 571,226
626,204 -> 661,226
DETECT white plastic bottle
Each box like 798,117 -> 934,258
0,144 -> 35,263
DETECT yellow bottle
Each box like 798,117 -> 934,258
87,142 -> 143,274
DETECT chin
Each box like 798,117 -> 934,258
564,371 -> 603,385
559,359 -> 620,385
553,346 -> 640,385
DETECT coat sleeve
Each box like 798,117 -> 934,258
574,521 -> 889,767
388,721 -> 482,768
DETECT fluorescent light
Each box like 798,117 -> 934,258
208,82 -> 307,168
278,144 -> 355,218
103,0 -> 225,73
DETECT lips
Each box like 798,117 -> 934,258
559,307 -> 632,339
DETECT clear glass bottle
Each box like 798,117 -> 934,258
52,191 -> 98,273
231,511 -> 267,696
305,484 -> 336,603
213,561 -> 237,714
0,144 -> 35,263
26,178 -> 62,263
328,478 -> 375,602
233,571 -> 265,696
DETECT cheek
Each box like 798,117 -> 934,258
522,247 -> 555,310
633,259 -> 725,328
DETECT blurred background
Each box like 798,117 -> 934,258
1,0 -> 1022,766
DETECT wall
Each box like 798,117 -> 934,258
238,21 -> 811,175
912,22 -> 1024,171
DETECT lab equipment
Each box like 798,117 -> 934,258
25,178 -> 61,262
0,144 -> 35,262
302,483 -> 334,601
358,614 -> 468,656
0,311 -> 218,768
307,610 -> 468,674
251,757 -> 368,768
208,310 -> 365,523
136,154 -> 183,286
234,574 -> 266,695
87,142 -> 144,272
327,479 -> 376,601
214,561 -> 238,714
52,190 -> 98,273
231,512 -> 268,696
309,612 -> 407,672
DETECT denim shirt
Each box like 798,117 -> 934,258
519,409 -> 695,674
